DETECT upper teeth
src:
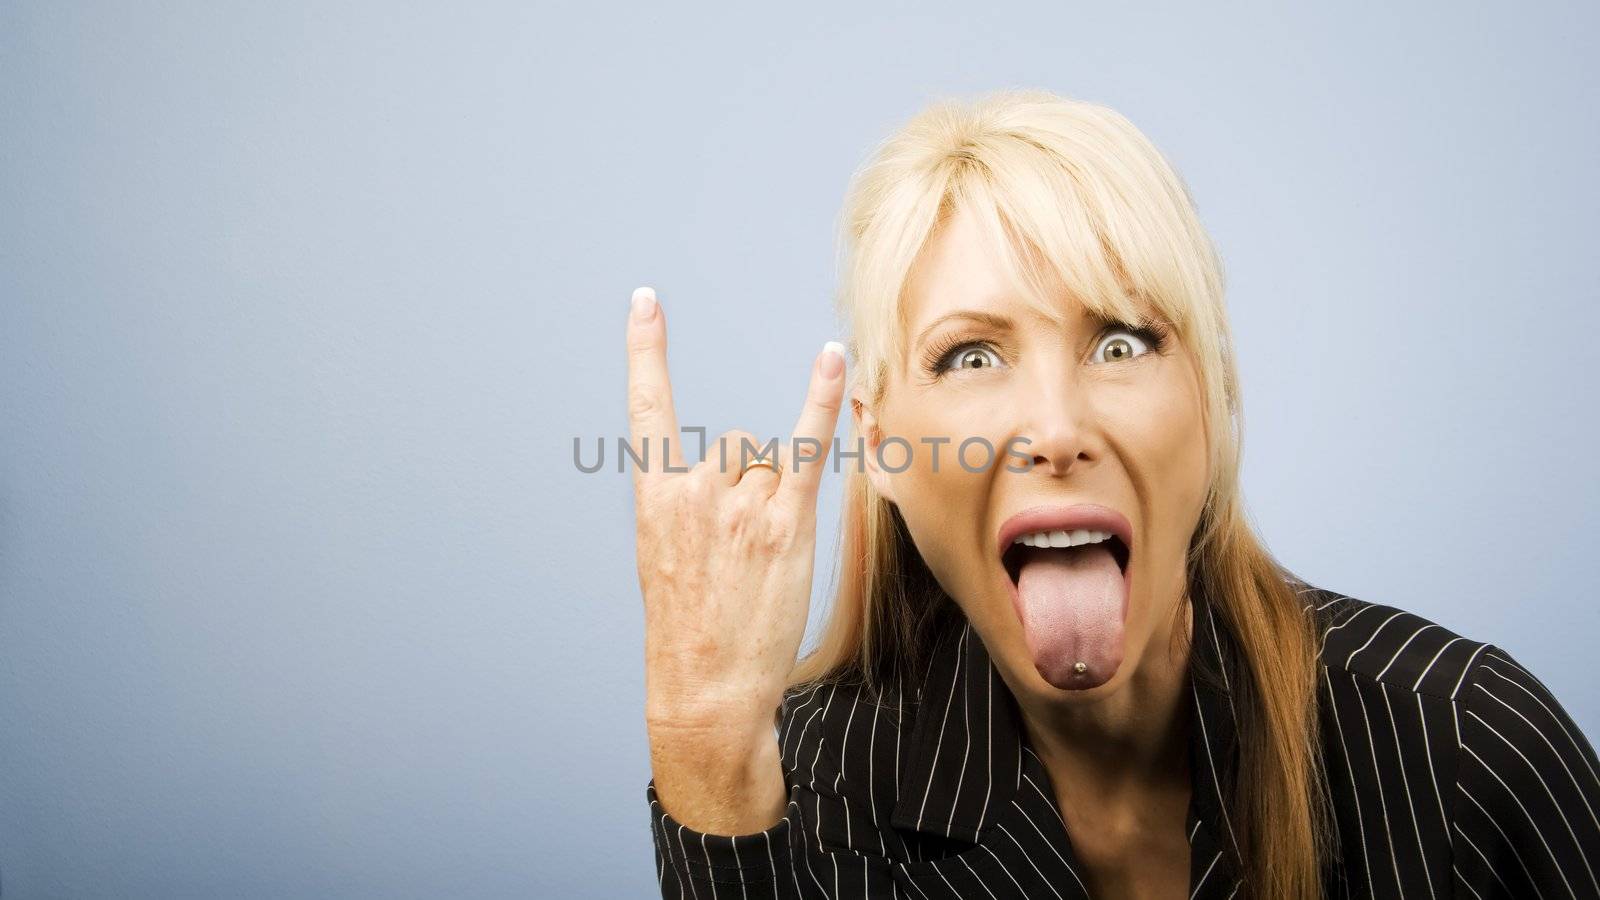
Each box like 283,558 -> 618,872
1013,529 -> 1114,549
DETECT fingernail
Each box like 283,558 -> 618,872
819,340 -> 846,377
631,286 -> 657,321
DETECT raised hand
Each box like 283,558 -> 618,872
626,286 -> 846,834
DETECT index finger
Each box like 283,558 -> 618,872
625,286 -> 685,485
778,340 -> 847,508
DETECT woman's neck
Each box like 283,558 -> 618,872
1016,595 -> 1194,795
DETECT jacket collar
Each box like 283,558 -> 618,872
887,589 -> 1245,880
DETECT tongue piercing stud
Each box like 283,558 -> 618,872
1072,662 -> 1088,675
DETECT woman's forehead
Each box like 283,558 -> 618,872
900,206 -> 1050,331
900,222 -> 1138,338
902,213 -> 1007,320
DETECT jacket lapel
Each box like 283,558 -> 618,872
888,612 -> 1025,843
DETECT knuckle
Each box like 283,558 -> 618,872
764,513 -> 798,549
626,326 -> 660,355
627,387 -> 661,420
689,457 -> 726,485
809,387 -> 842,415
682,469 -> 715,502
720,428 -> 778,469
719,428 -> 756,451
635,545 -> 678,587
728,488 -> 761,518
718,493 -> 758,533
642,554 -> 679,585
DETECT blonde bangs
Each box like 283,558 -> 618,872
947,158 -> 1187,345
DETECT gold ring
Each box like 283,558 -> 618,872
738,457 -> 779,479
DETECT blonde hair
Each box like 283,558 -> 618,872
784,89 -> 1331,898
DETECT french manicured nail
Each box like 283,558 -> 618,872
631,286 -> 657,321
819,340 -> 846,378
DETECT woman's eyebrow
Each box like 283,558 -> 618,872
913,311 -> 1014,347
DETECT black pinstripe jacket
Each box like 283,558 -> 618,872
645,579 -> 1600,898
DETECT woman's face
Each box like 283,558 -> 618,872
856,206 -> 1211,703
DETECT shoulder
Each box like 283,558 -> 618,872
1300,580 -> 1492,699
1298,580 -> 1600,890
1301,579 -> 1599,801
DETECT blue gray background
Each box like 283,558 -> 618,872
2,2 -> 1596,897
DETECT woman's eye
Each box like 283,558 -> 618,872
941,344 -> 1005,373
1092,328 -> 1152,364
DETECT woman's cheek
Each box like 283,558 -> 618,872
1147,370 -> 1210,509
885,409 -> 1001,593
1106,373 -> 1209,544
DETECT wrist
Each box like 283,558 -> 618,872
644,685 -> 781,736
646,704 -> 778,760
649,730 -> 786,835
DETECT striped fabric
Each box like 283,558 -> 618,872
645,579 -> 1600,898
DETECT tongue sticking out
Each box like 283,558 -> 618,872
1011,544 -> 1127,690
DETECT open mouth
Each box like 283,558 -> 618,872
994,504 -> 1135,689
1001,531 -> 1130,587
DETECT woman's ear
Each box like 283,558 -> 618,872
851,389 -> 897,505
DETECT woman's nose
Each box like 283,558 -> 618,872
1011,374 -> 1093,478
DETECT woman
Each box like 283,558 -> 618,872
629,89 -> 1600,899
